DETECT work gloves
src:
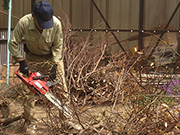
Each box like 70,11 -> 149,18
19,60 -> 29,76
49,64 -> 57,81
19,60 -> 57,80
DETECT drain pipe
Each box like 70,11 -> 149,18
6,0 -> 12,84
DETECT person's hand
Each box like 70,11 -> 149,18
19,60 -> 29,76
49,64 -> 57,80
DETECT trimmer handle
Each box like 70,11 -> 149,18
33,75 -> 49,80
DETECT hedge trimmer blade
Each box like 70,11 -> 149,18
45,91 -> 72,118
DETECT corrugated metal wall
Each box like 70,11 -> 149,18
0,31 -> 8,65
0,0 -> 179,29
0,0 -> 179,64
0,31 -> 25,65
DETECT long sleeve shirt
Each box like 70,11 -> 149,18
9,14 -> 63,63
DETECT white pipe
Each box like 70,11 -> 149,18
6,0 -> 12,84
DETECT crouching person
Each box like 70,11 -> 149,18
9,0 -> 68,134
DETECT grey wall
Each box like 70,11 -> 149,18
0,0 -> 179,58
0,0 -> 179,29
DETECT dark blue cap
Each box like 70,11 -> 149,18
33,0 -> 54,29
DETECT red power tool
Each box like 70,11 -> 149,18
16,68 -> 72,118
16,68 -> 50,95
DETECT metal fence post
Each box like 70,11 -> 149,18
6,0 -> 12,84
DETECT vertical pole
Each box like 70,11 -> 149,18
138,0 -> 144,51
6,0 -> 12,84
178,5 -> 180,54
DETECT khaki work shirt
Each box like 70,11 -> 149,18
9,14 -> 63,63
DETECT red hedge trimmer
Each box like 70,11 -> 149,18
15,68 -> 72,118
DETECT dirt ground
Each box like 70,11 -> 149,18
0,88 -> 50,135
0,84 -> 115,135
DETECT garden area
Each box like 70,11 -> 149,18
0,7 -> 180,134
